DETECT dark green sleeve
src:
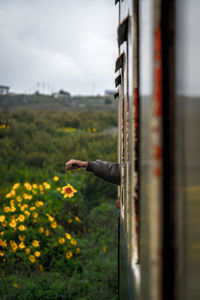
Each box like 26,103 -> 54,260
86,160 -> 121,185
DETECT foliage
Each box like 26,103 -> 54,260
0,109 -> 118,299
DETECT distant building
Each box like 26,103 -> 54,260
104,89 -> 116,96
0,85 -> 10,95
53,89 -> 71,98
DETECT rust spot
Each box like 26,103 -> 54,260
154,146 -> 162,160
155,66 -> 162,116
154,166 -> 162,177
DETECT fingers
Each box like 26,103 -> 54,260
65,159 -> 81,170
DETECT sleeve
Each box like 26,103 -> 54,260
86,159 -> 121,185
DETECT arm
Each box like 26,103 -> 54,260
65,159 -> 121,185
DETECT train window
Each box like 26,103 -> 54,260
176,1 -> 200,299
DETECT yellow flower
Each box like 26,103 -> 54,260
12,183 -> 20,190
34,251 -> 40,257
45,229 -> 49,236
59,237 -> 65,244
24,182 -> 32,191
24,210 -> 30,217
10,241 -> 18,252
51,222 -> 57,229
17,196 -> 22,202
43,182 -> 51,189
75,248 -> 80,254
0,216 -> 5,222
23,193 -> 32,200
57,187 -> 61,191
18,225 -> 26,231
32,240 -> 40,247
32,212 -> 38,218
32,184 -> 37,189
47,215 -> 54,222
5,192 -> 11,198
0,251 -> 5,256
29,255 -> 35,263
66,251 -> 73,259
25,248 -> 30,254
18,235 -> 25,241
65,233 -> 71,240
9,220 -> 17,228
0,239 -> 7,247
10,206 -> 16,212
0,232 -> 4,236
30,206 -> 36,211
10,200 -> 15,206
4,207 -> 10,213
68,219 -> 72,224
70,239 -> 76,246
2,221 -> 8,227
39,265 -> 44,272
5,190 -> 15,198
14,283 -> 19,288
75,216 -> 81,222
103,246 -> 107,253
61,184 -> 77,198
35,201 -> 44,208
19,242 -> 25,249
38,227 -> 44,233
53,176 -> 59,181
18,214 -> 25,222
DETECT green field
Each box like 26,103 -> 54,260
0,105 -> 118,300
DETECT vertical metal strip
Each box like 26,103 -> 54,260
150,0 -> 163,299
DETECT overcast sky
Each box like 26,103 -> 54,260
0,0 -> 118,95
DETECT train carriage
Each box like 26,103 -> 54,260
114,0 -> 200,299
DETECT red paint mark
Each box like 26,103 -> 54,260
134,88 -> 138,127
155,28 -> 161,61
154,166 -> 162,177
154,146 -> 162,160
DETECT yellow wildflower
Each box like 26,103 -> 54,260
0,232 -> 4,236
10,200 -> 15,206
45,229 -> 49,236
0,251 -> 5,256
32,184 -> 37,189
39,265 -> 44,272
24,182 -> 32,191
103,246 -> 107,253
51,222 -> 57,229
70,239 -> 77,246
65,233 -> 71,240
0,239 -> 7,247
24,210 -> 30,217
18,235 -> 25,241
32,240 -> 40,247
35,201 -> 44,208
30,206 -> 36,211
53,176 -> 59,181
18,225 -> 26,231
10,206 -> 16,212
18,214 -> 25,222
4,207 -> 10,213
59,237 -> 65,244
9,220 -> 17,228
23,194 -> 32,200
57,187 -> 61,191
61,184 -> 77,198
14,283 -> 19,288
75,216 -> 81,222
43,182 -> 51,189
38,227 -> 44,233
19,242 -> 25,249
25,248 -> 30,254
32,212 -> 38,218
10,241 -> 18,252
17,196 -> 22,202
34,251 -> 40,257
12,183 -> 20,190
0,216 -> 5,222
29,255 -> 35,263
66,251 -> 73,259
2,221 -> 8,227
68,219 -> 72,224
75,248 -> 80,254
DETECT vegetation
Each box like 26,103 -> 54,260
0,109 -> 118,299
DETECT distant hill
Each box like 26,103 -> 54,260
0,94 -> 118,111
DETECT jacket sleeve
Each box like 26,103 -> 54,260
86,160 -> 121,185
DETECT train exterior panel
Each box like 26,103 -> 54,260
115,0 -> 200,299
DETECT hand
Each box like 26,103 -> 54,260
65,159 -> 88,171
115,197 -> 120,209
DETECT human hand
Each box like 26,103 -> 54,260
65,159 -> 88,171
